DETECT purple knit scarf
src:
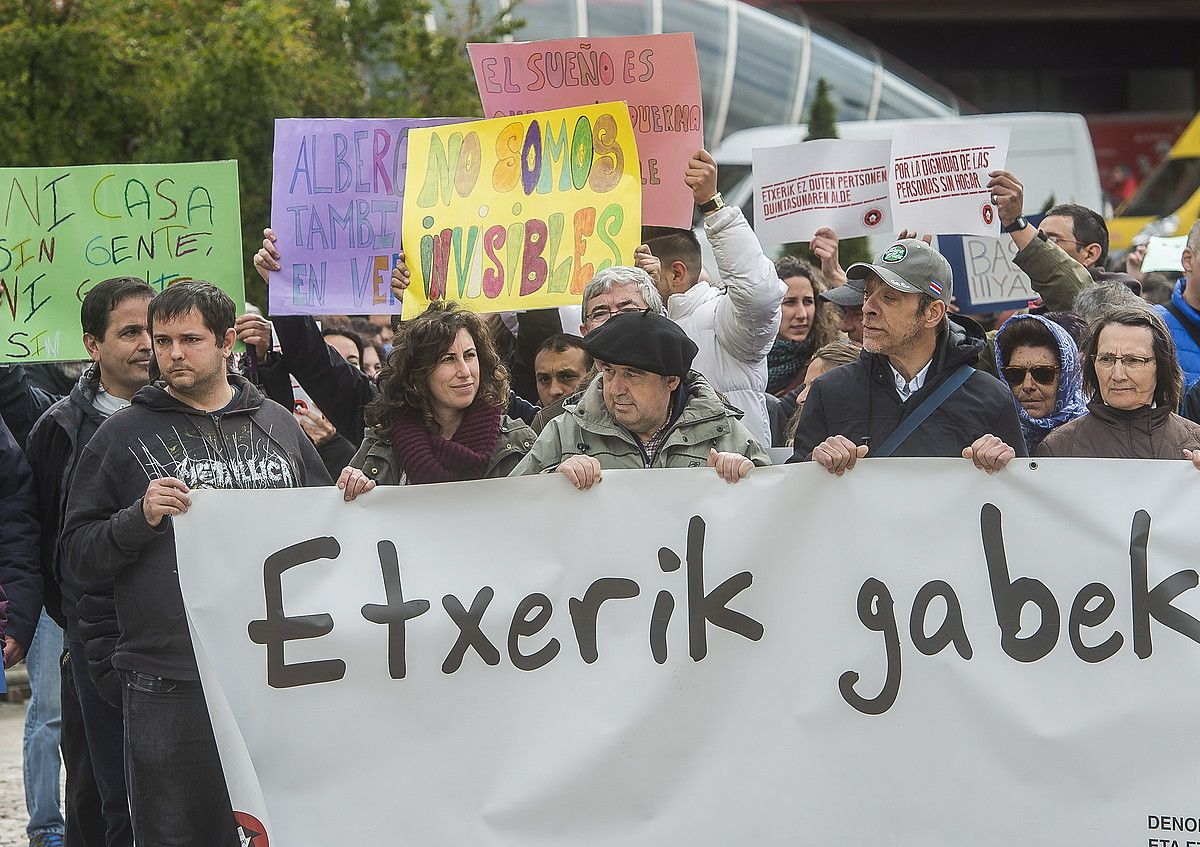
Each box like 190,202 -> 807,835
390,403 -> 502,484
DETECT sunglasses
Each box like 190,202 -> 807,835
1001,365 -> 1059,386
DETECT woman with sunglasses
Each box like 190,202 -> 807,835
1037,306 -> 1200,458
993,313 -> 1088,453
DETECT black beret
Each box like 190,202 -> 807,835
583,311 -> 698,377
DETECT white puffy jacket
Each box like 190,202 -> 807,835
667,205 -> 784,446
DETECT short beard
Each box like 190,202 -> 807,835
162,361 -> 230,401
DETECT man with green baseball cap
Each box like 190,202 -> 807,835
789,237 -> 1026,474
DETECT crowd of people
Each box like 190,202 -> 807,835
2,146 -> 1200,846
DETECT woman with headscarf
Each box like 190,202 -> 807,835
337,301 -> 534,498
993,313 -> 1089,453
1037,306 -> 1200,458
766,256 -> 839,396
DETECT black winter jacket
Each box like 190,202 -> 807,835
24,367 -> 129,701
0,364 -> 58,448
0,414 -> 39,648
61,376 -> 331,680
24,368 -> 106,637
273,316 -> 374,446
790,315 -> 1028,461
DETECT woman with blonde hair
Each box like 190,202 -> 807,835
785,340 -> 862,442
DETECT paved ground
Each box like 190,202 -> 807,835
0,700 -> 28,846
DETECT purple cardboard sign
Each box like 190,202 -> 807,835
268,117 -> 461,315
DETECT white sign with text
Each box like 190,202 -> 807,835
177,460 -> 1200,846
957,235 -> 1037,306
752,138 -> 892,242
890,125 -> 1010,237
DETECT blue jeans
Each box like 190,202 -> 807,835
122,672 -> 238,847
24,609 -> 65,839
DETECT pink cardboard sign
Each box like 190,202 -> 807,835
469,34 -> 702,228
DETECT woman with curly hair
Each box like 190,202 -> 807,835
767,256 -> 839,396
337,302 -> 534,498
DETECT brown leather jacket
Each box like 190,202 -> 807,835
1036,400 -> 1200,459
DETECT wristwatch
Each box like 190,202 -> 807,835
697,192 -> 726,214
1001,215 -> 1029,233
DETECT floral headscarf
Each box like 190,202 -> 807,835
994,313 -> 1089,452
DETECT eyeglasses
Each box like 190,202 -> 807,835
1001,365 -> 1059,386
1044,233 -> 1083,248
584,305 -> 648,325
1093,354 -> 1155,370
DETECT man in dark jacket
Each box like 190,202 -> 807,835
0,404 -> 51,847
791,238 -> 1025,473
0,413 -> 40,662
23,276 -> 159,847
61,282 -> 331,847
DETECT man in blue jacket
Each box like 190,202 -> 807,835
0,395 -> 49,847
1153,220 -> 1200,391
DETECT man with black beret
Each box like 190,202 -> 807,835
511,311 -> 770,489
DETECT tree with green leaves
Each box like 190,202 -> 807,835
0,0 -> 517,307
805,77 -> 838,142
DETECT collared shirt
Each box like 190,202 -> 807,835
639,418 -> 672,466
890,360 -> 932,402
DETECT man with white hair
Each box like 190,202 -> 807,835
530,266 -> 664,433
576,266 -> 665,334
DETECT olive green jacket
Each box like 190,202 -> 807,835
350,415 -> 535,485
510,371 -> 770,475
1013,232 -> 1093,312
978,234 -> 1094,376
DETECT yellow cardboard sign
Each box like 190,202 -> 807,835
402,102 -> 641,316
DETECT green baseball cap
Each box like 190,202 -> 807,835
846,238 -> 954,303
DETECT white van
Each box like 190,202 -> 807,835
700,112 -> 1103,273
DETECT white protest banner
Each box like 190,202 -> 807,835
177,460 -> 1200,846
752,139 -> 892,243
890,124 -> 1010,236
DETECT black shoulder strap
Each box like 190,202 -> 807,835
874,364 -> 975,458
